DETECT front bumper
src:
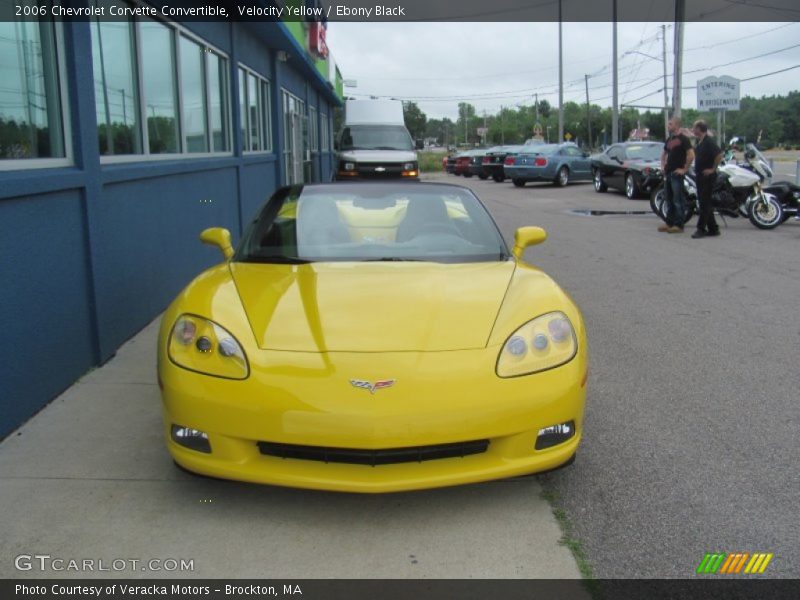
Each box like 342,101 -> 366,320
638,173 -> 663,192
160,346 -> 587,493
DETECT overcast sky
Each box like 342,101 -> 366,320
328,21 -> 800,120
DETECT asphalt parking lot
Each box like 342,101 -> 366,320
440,170 -> 799,579
2,169 -> 797,582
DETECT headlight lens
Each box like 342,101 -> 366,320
168,315 -> 249,379
344,162 -> 355,171
497,312 -> 577,378
404,162 -> 416,171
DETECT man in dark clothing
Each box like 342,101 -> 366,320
691,120 -> 723,238
659,117 -> 694,233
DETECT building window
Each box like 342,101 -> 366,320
207,51 -> 229,152
239,65 -> 271,153
309,106 -> 318,153
320,111 -> 329,153
90,9 -> 231,159
92,19 -> 141,155
139,19 -> 179,154
0,20 -> 66,161
282,89 -> 306,185
179,35 -> 208,153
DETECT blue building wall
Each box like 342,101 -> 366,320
0,18 -> 340,438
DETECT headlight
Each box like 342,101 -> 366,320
168,314 -> 249,379
343,162 -> 355,171
403,162 -> 416,171
496,312 -> 577,378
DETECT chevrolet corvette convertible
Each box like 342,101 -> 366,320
158,182 -> 588,492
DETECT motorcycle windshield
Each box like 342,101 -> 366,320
746,143 -> 773,179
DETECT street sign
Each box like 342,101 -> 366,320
697,75 -> 740,111
477,127 -> 488,137
564,132 -> 573,141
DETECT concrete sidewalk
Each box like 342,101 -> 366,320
0,318 -> 582,580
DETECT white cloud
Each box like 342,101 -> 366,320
328,21 -> 800,120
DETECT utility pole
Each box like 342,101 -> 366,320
661,24 -> 669,138
558,0 -> 564,143
501,105 -> 505,145
673,0 -> 685,119
584,75 -> 592,149
535,93 -> 539,123
612,0 -> 619,143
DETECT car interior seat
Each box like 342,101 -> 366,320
395,196 -> 456,243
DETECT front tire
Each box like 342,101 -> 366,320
650,185 -> 695,225
478,173 -> 488,180
593,169 -> 608,193
555,166 -> 570,187
625,173 -> 639,199
493,174 -> 505,183
512,178 -> 526,188
748,193 -> 784,229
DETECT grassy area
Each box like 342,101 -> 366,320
541,487 -> 600,597
418,150 -> 448,174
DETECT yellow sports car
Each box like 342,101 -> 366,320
158,182 -> 587,492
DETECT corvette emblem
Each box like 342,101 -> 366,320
350,379 -> 396,394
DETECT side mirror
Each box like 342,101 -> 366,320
200,227 -> 234,261
512,226 -> 547,260
415,139 -> 424,150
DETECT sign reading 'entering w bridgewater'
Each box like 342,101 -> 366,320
697,75 -> 741,111
696,552 -> 774,574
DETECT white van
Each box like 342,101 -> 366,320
335,99 -> 419,180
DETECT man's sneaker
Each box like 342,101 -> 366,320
667,226 -> 683,233
706,229 -> 720,237
691,229 -> 707,239
658,224 -> 670,232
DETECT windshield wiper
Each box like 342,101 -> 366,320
373,146 -> 406,151
239,255 -> 312,264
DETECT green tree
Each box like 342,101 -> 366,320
403,101 -> 427,140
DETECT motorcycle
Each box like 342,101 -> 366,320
758,180 -> 800,225
743,142 -> 799,228
650,143 -> 784,229
649,170 -> 698,225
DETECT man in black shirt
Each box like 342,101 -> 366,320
691,120 -> 723,238
659,117 -> 694,233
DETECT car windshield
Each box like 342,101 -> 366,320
520,144 -> 559,156
339,125 -> 413,151
625,144 -> 662,161
236,184 -> 510,264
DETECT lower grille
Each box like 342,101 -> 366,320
257,439 -> 489,466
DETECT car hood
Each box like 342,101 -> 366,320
338,149 -> 417,163
230,261 -> 515,352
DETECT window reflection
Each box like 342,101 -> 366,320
179,35 -> 207,153
140,19 -> 179,154
208,52 -> 228,152
92,12 -> 141,155
247,72 -> 261,151
0,21 -> 64,159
